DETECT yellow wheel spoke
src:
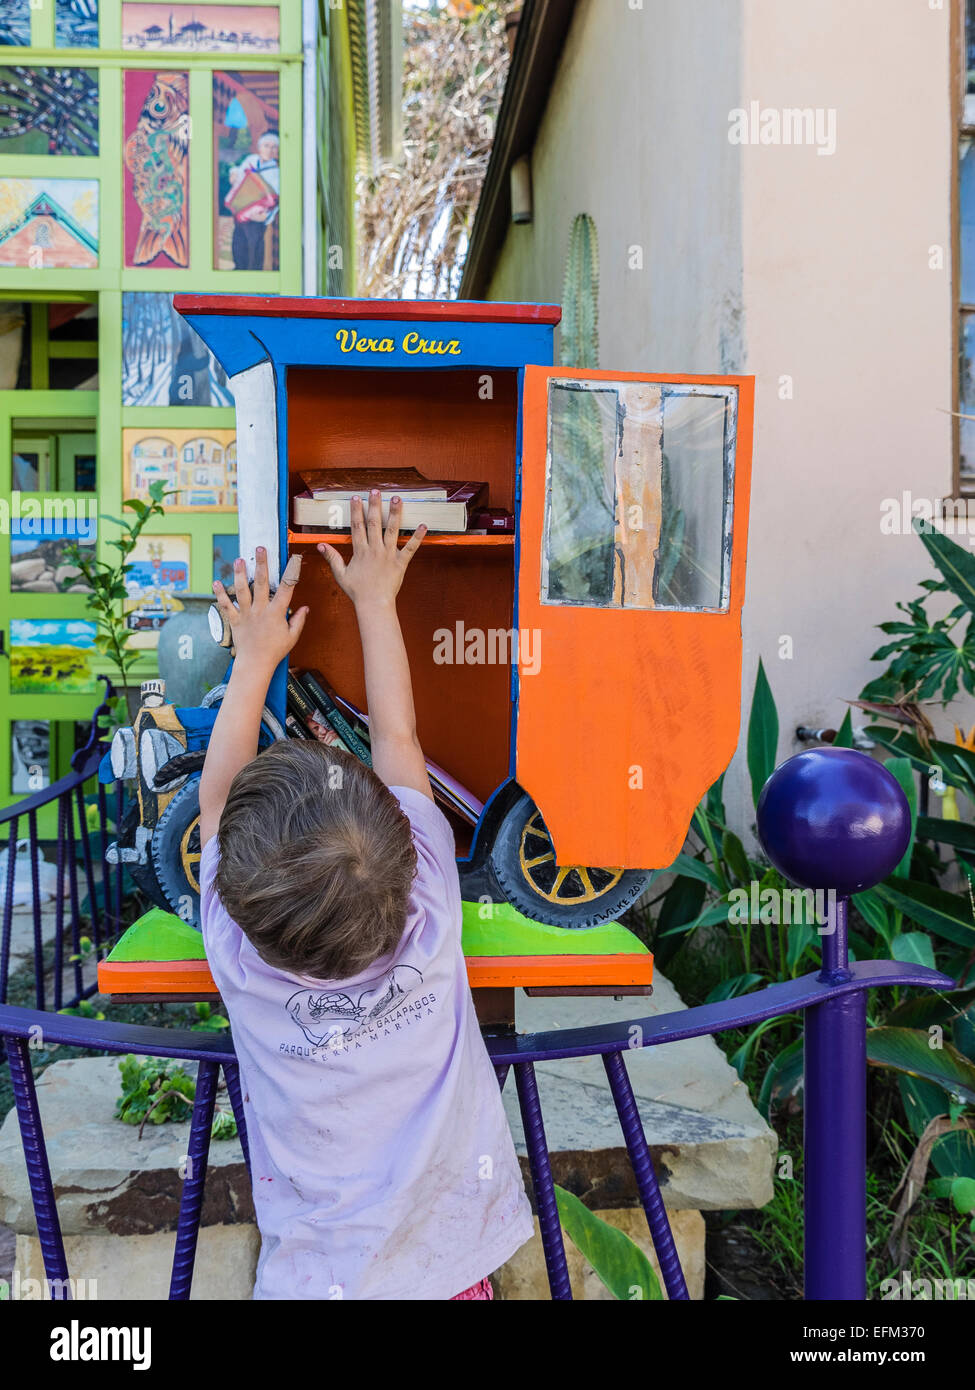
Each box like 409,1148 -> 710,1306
524,850 -> 555,870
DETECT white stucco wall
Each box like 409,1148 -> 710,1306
485,0 -> 957,828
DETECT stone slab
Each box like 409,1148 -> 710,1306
502,977 -> 777,1210
0,1056 -> 252,1238
495,1207 -> 705,1300
13,1226 -> 259,1301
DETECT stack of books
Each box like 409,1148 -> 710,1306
286,668 -> 483,826
292,467 -> 488,534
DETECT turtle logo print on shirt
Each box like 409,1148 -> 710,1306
287,964 -> 424,1046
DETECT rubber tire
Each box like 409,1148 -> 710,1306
116,801 -> 166,908
489,792 -> 652,928
150,778 -> 203,929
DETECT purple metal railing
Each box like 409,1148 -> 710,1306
0,747 -> 958,1301
0,681 -> 124,1015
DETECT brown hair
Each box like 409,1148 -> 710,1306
214,740 -> 417,981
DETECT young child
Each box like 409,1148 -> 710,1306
199,491 -> 533,1300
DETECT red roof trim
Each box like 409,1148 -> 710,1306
172,295 -> 561,326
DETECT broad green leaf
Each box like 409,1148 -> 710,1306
747,658 -> 779,807
721,830 -> 752,887
867,1027 -> 975,1105
705,972 -> 763,1004
852,888 -> 892,936
875,878 -> 975,949
884,756 -> 916,878
890,932 -> 936,970
886,985 -> 975,1031
786,920 -> 818,972
916,815 -> 975,853
899,1075 -> 975,1179
914,516 -> 975,615
948,1176 -> 975,1214
554,1185 -> 663,1300
665,853 -> 722,890
833,709 -> 854,748
757,1037 -> 804,1119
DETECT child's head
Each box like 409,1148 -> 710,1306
215,741 -> 417,980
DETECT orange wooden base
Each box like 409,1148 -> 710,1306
97,952 -> 653,999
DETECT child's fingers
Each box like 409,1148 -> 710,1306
317,542 -> 347,584
384,495 -> 402,548
350,494 -> 367,548
232,556 -> 251,610
253,545 -> 270,604
399,523 -> 427,567
287,605 -> 309,644
271,552 -> 302,610
211,580 -> 236,619
366,489 -> 383,544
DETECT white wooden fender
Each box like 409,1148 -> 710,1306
229,360 -> 280,585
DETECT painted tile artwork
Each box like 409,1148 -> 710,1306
214,70 -> 279,270
0,178 -> 98,269
122,4 -> 279,53
0,67 -> 98,156
123,427 -> 237,510
56,0 -> 99,48
0,2 -> 31,48
212,532 -> 240,587
10,619 -> 97,695
122,292 -> 232,407
11,720 -> 50,795
11,518 -> 96,594
124,534 -> 190,649
123,69 -> 189,269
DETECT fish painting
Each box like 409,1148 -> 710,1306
124,72 -> 189,268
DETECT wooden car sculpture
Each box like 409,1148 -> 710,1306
102,296 -> 753,1000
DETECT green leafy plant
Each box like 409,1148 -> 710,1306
115,1054 -> 237,1140
191,1002 -> 231,1032
554,1185 -> 663,1300
65,479 -> 172,724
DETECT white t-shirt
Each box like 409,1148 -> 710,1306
199,786 -> 533,1300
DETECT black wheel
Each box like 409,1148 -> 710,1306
489,793 -> 652,928
150,778 -> 203,929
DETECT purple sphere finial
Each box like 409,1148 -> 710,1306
756,747 -> 911,895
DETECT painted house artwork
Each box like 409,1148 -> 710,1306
0,179 -> 98,269
123,427 -> 237,508
121,4 -> 280,53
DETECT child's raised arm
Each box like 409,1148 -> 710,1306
199,548 -> 308,847
318,492 -> 432,800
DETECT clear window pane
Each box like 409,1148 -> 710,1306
542,379 -> 735,611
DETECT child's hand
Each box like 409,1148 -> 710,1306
317,492 -> 426,609
212,546 -> 308,675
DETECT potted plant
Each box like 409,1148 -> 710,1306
65,479 -> 172,726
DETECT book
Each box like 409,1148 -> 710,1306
326,683 -> 485,827
285,673 -> 353,756
292,480 -> 487,534
298,671 -> 373,765
300,468 -> 448,503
